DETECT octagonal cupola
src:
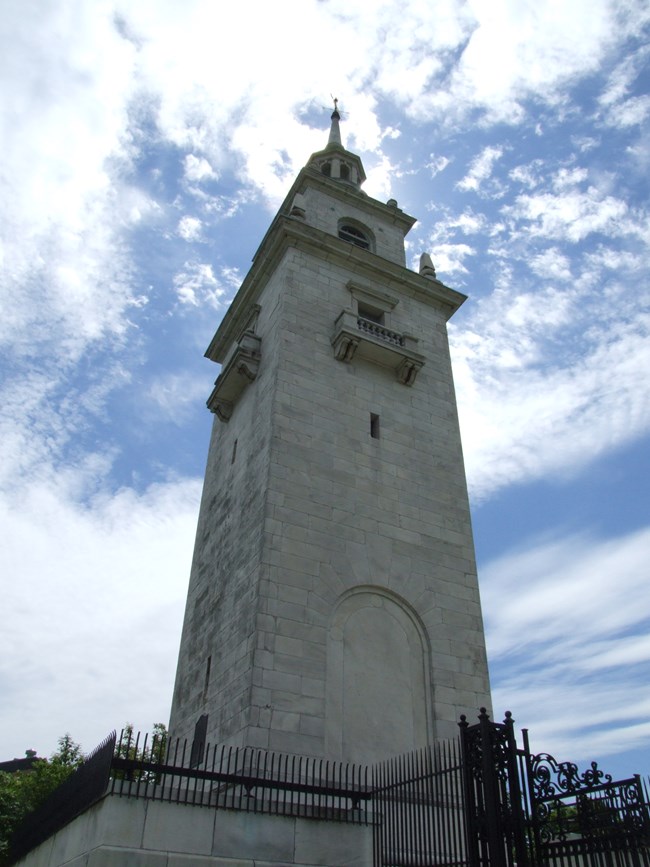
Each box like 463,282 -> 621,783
306,101 -> 366,190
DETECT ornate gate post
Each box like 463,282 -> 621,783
460,709 -> 531,867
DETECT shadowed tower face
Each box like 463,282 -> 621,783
169,108 -> 491,764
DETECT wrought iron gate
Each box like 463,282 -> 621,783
373,711 -> 650,867
459,709 -> 650,867
521,731 -> 650,867
459,709 -> 529,867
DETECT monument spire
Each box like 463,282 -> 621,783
170,98 -> 492,764
327,97 -> 342,147
304,98 -> 366,188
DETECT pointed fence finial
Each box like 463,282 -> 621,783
328,96 -> 342,147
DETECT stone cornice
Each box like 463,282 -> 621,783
205,215 -> 466,363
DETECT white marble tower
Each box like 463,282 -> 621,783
169,108 -> 491,765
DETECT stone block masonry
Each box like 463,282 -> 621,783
14,794 -> 373,867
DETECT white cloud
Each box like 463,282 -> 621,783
98,0 -> 649,215
428,0 -> 627,123
597,42 -> 650,128
177,215 -> 203,241
145,372 -> 209,424
183,154 -> 219,182
0,473 -> 201,758
528,247 -> 572,281
599,42 -> 649,105
552,166 -> 588,191
585,247 -> 644,273
504,188 -> 628,243
173,262 -> 239,308
454,286 -> 650,500
483,528 -> 650,659
572,135 -> 600,153
484,526 -> 650,761
457,146 -> 504,192
425,208 -> 490,246
364,155 -> 399,201
509,161 -> 544,189
0,3 -> 143,363
426,155 -> 451,177
605,94 -> 650,128
430,243 -> 476,275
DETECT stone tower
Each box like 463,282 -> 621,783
169,108 -> 491,765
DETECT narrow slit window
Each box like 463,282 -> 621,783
204,655 -> 212,695
231,439 -> 238,464
370,413 -> 380,439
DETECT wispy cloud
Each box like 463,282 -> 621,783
457,146 -> 504,192
484,526 -> 650,761
428,243 -> 476,275
598,42 -> 650,128
452,249 -> 650,500
504,188 -> 629,242
426,154 -> 451,177
173,262 -> 238,308
183,154 -> 219,183
177,215 -> 203,241
0,4 -> 145,364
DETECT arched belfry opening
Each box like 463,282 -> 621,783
338,220 -> 373,250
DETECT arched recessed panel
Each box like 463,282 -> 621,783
326,587 -> 432,764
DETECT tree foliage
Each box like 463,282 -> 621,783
115,722 -> 167,761
0,724 -> 167,863
113,722 -> 168,782
0,734 -> 83,862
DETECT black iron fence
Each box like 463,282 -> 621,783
8,714 -> 650,867
7,728 -> 370,865
7,732 -> 116,865
110,727 -> 371,820
372,739 -> 467,867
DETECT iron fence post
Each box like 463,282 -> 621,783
521,727 -> 542,864
478,708 -> 510,867
502,712 -> 532,867
459,714 -> 482,867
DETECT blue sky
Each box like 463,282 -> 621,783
1,0 -> 649,779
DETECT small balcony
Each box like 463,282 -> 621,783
331,310 -> 425,386
206,332 -> 261,421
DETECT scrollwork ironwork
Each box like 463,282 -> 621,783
461,713 -> 512,785
530,752 -> 612,800
529,749 -> 650,853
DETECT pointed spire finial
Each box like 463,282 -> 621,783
328,96 -> 342,147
